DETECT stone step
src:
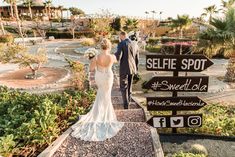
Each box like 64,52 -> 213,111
52,123 -> 154,157
115,108 -> 145,122
112,96 -> 140,110
111,96 -> 123,105
113,102 -> 140,110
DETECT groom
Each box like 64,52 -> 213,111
115,31 -> 139,109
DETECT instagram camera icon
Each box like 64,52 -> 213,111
188,116 -> 202,127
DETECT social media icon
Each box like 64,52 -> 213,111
170,117 -> 184,127
153,117 -> 166,128
188,116 -> 202,127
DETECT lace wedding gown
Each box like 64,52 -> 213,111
71,65 -> 124,141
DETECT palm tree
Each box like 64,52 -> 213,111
197,7 -> 235,82
12,0 -> 19,20
12,0 -> 25,45
3,0 -> 14,19
171,14 -> 192,38
151,10 -> 156,19
58,5 -> 64,26
145,11 -> 149,19
123,18 -> 139,32
221,0 -> 235,13
0,17 -> 6,35
22,0 -> 33,19
159,11 -> 163,21
202,5 -> 219,23
44,0 -> 52,19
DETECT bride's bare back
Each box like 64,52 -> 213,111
90,53 -> 116,71
89,38 -> 117,71
97,53 -> 114,67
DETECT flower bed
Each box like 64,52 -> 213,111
0,86 -> 95,156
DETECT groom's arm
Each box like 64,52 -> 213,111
114,42 -> 123,62
135,47 -> 139,71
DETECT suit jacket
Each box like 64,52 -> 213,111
115,38 -> 139,75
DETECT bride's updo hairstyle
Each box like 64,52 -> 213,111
100,38 -> 112,51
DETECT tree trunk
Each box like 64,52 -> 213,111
72,29 -> 75,39
0,18 -> 6,35
13,2 -> 19,21
180,29 -> 183,38
13,3 -> 25,46
32,69 -> 37,77
209,14 -> 212,23
28,5 -> 33,19
61,10 -> 64,27
45,6 -> 48,18
48,6 -> 51,19
17,21 -> 25,46
10,3 -> 14,19
225,54 -> 235,82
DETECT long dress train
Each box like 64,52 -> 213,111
71,65 -> 124,141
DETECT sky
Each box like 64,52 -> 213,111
52,0 -> 222,19
2,0 -> 222,19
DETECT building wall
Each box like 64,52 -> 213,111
0,6 -> 61,19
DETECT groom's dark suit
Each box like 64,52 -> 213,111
115,38 -> 139,109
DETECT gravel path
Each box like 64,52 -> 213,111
116,109 -> 145,122
53,123 -> 154,157
50,60 -> 155,157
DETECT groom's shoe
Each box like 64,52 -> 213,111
124,104 -> 129,109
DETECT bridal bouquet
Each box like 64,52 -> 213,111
84,48 -> 98,60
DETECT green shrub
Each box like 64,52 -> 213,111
147,37 -> 196,45
173,151 -> 206,157
4,26 -> 18,34
0,86 -> 95,156
111,39 -> 119,44
80,38 -> 96,46
161,37 -> 196,43
49,28 -> 59,32
147,38 -> 161,45
0,35 -> 14,43
190,144 -> 208,156
146,45 -> 162,53
50,18 -> 61,22
46,31 -> 95,39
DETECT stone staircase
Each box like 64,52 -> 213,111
39,70 -> 163,157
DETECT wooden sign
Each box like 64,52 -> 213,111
147,96 -> 207,111
146,54 -> 214,72
147,114 -> 202,128
143,76 -> 209,92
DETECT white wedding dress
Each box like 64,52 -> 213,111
71,64 -> 124,141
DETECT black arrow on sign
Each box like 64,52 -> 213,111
147,96 -> 207,111
146,54 -> 214,72
143,76 -> 209,92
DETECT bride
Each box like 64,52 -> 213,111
71,38 -> 124,141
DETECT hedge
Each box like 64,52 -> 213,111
0,35 -> 14,43
46,31 -> 95,39
146,45 -> 193,54
147,37 -> 197,45
146,45 -> 161,53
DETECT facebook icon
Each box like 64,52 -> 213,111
153,117 -> 166,128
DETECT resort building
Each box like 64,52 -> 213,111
0,0 -> 63,20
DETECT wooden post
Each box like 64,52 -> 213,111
172,44 -> 181,133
